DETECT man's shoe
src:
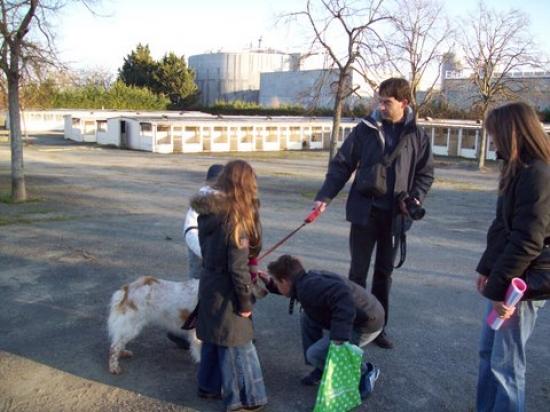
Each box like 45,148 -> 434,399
227,405 -> 266,412
167,332 -> 190,350
359,362 -> 380,399
373,331 -> 394,349
301,368 -> 323,386
197,388 -> 222,400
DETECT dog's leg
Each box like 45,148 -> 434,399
187,329 -> 202,363
108,316 -> 145,374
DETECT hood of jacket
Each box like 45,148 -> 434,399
190,189 -> 229,236
362,106 -> 415,131
190,189 -> 228,216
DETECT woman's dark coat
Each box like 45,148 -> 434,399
191,191 -> 259,346
477,159 -> 550,300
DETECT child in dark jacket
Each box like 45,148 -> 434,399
191,160 -> 266,412
262,254 -> 384,398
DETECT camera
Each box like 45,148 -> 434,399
398,192 -> 425,220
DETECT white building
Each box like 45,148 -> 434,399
95,115 -> 358,153
63,110 -> 213,144
6,109 -> 73,133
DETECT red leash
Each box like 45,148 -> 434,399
249,207 -> 322,274
183,207 -> 321,330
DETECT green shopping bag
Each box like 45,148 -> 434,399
313,342 -> 363,412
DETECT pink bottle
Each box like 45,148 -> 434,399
486,278 -> 528,330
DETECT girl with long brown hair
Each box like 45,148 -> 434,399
191,160 -> 266,412
475,102 -> 550,411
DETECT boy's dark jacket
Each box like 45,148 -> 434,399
315,108 -> 434,226
270,270 -> 385,342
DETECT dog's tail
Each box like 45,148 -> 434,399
108,284 -> 136,340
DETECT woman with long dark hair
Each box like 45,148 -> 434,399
191,160 -> 266,412
475,102 -> 550,411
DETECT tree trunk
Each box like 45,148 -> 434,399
7,72 -> 27,202
478,127 -> 487,169
477,106 -> 489,169
410,87 -> 418,119
328,81 -> 345,165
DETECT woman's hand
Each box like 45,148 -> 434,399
239,311 -> 252,318
476,274 -> 488,294
491,301 -> 516,320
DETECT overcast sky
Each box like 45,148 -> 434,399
54,0 -> 550,77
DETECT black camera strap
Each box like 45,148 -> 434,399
392,215 -> 407,269
389,127 -> 424,268
381,128 -> 410,167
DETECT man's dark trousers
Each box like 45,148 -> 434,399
348,206 -> 394,326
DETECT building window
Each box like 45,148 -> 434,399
433,128 -> 449,146
184,126 -> 200,144
266,127 -> 278,142
461,129 -> 477,150
140,122 -> 153,136
289,126 -> 301,142
156,125 -> 171,145
311,127 -> 323,142
240,126 -> 253,143
96,120 -> 107,132
213,126 -> 228,143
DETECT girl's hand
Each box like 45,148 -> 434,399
258,271 -> 270,283
491,301 -> 516,320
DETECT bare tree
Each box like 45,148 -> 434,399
0,0 -> 96,201
458,2 -> 541,168
383,0 -> 454,116
286,0 -> 389,162
1,0 -> 39,201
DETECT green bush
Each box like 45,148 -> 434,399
196,100 -> 335,117
51,81 -> 169,110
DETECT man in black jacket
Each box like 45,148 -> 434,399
264,255 -> 384,395
313,78 -> 434,348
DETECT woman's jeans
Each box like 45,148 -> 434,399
301,312 -> 382,371
198,341 -> 267,410
476,300 -> 545,412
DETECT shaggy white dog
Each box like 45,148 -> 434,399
107,275 -> 268,374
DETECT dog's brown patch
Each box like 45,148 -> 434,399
179,309 -> 191,322
117,285 -> 138,313
141,276 -> 159,286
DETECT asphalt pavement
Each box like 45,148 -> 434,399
0,134 -> 548,411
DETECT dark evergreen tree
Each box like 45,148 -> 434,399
118,45 -> 198,109
118,43 -> 156,89
153,52 -> 198,108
